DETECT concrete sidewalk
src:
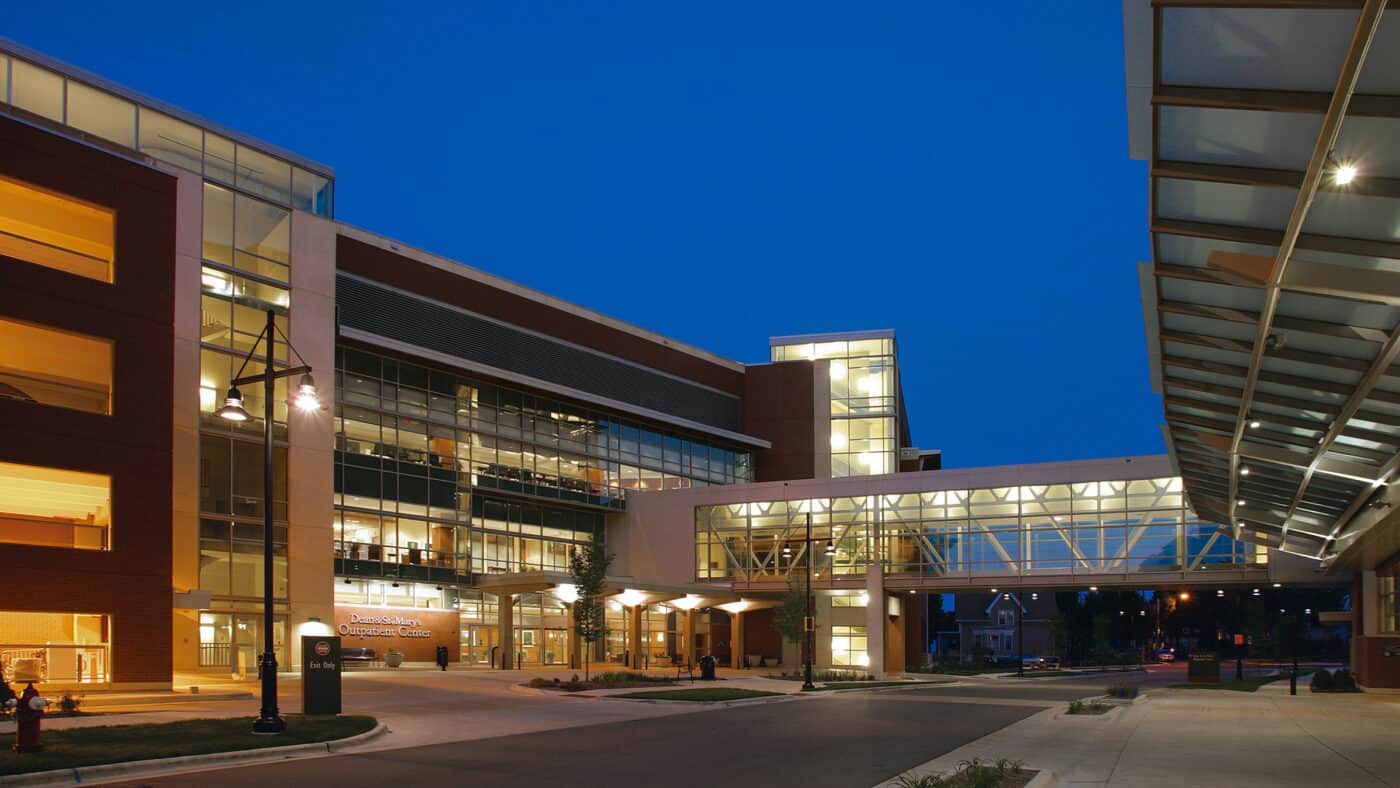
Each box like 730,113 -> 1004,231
880,683 -> 1400,787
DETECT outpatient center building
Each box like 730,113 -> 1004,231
0,33 -> 1338,690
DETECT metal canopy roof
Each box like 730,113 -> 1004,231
1127,1 -> 1400,565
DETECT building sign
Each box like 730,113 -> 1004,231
302,635 -> 341,715
1187,652 -> 1221,683
338,612 -> 434,639
333,606 -> 460,663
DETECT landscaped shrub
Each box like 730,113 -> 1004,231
589,671 -> 674,688
895,757 -> 1027,788
1331,669 -> 1358,691
1310,668 -> 1334,692
58,693 -> 82,714
1106,683 -> 1139,699
1067,700 -> 1111,715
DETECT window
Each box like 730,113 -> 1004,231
0,611 -> 109,683
0,461 -> 110,550
997,609 -> 1016,627
0,318 -> 112,414
0,175 -> 115,282
65,82 -> 135,148
9,59 -> 63,122
831,593 -> 868,608
1381,573 -> 1398,634
830,625 -> 869,667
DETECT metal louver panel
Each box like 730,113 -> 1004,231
336,274 -> 742,431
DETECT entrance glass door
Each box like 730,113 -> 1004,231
462,625 -> 498,665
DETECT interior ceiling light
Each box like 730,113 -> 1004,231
1237,499 -> 1247,507
1240,467 -> 1251,476
1248,420 -> 1261,430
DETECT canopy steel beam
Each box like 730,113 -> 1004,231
1153,85 -> 1400,118
1225,0 -> 1388,543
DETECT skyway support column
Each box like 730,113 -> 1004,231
498,594 -> 514,670
684,608 -> 697,666
865,562 -> 886,679
629,604 -> 643,670
731,611 -> 745,670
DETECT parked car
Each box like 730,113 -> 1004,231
1021,656 -> 1046,670
1155,649 -> 1176,663
1041,655 -> 1062,669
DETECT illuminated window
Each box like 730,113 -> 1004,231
830,625 -> 868,667
831,593 -> 868,608
0,175 -> 115,282
0,318 -> 112,415
0,611 -> 109,684
1381,574 -> 1398,634
0,461 -> 110,551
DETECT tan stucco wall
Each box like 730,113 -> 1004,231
170,169 -> 205,672
286,210 -> 338,669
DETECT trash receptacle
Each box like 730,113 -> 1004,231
699,655 -> 717,681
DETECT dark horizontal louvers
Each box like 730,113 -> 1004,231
336,275 -> 741,431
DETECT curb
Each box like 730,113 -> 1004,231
0,722 -> 387,787
1026,769 -> 1060,788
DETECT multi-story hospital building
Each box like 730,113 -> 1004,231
0,33 -> 1343,691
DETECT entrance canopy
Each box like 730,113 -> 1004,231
1127,1 -> 1400,565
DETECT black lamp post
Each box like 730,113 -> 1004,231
781,511 -> 834,691
215,309 -> 320,734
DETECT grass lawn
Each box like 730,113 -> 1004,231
0,715 -> 377,776
612,688 -> 782,702
811,680 -> 954,691
1168,672 -> 1308,692
1009,670 -> 1076,678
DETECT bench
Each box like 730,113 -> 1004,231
341,647 -> 378,667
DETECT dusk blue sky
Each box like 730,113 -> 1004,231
6,3 -> 1157,468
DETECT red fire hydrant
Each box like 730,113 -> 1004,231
10,683 -> 50,753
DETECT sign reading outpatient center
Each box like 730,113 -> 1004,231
333,606 -> 460,663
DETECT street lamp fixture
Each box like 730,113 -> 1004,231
216,308 -> 319,735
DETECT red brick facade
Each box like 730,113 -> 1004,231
0,114 -> 177,686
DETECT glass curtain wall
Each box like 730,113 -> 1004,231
696,477 -> 1266,582
771,337 -> 897,477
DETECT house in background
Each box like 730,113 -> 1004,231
954,592 -> 1055,661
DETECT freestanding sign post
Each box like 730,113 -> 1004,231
302,635 -> 342,715
1187,652 -> 1221,684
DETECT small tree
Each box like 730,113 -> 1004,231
570,529 -> 613,681
771,580 -> 808,664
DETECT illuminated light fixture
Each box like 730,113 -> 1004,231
1252,588 -> 1261,596
1089,586 -> 1098,592
1003,593 -> 1010,600
292,373 -> 321,412
824,540 -> 836,556
829,360 -> 847,380
671,594 -> 703,611
1179,591 -> 1190,601
1217,589 -> 1225,598
856,375 -> 880,395
554,583 -> 580,604
1272,582 -> 1282,588
908,589 -> 915,595
1240,467 -> 1251,477
1328,150 -> 1359,186
782,543 -> 793,558
616,589 -> 647,607
857,592 -> 870,606
1248,420 -> 1261,430
857,653 -> 871,667
1030,593 -> 1038,601
990,588 -> 998,594
830,432 -> 848,451
1236,499 -> 1247,507
1305,608 -> 1312,615
215,387 -> 251,421
1139,610 -> 1145,616
1119,610 -> 1124,615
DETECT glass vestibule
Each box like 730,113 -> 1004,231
197,611 -> 286,673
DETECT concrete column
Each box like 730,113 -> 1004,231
629,605 -> 644,670
731,611 -> 745,669
865,563 -> 886,678
287,210 -> 337,673
498,594 -> 514,669
684,608 -> 697,666
569,603 -> 582,670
